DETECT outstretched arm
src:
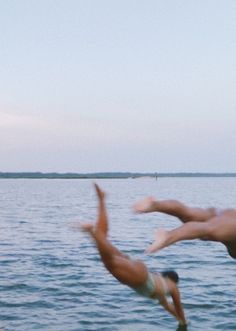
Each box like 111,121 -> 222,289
171,286 -> 187,325
158,287 -> 187,325
159,296 -> 179,321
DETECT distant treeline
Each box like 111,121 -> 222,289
1,172 -> 236,179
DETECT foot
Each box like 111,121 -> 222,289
70,221 -> 94,235
79,223 -> 94,234
94,183 -> 106,200
145,228 -> 169,254
133,196 -> 156,213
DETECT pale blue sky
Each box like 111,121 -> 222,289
1,0 -> 235,172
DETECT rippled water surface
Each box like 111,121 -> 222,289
0,178 -> 236,330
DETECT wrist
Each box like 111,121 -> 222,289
178,320 -> 187,325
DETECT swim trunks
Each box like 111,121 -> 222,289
226,242 -> 236,259
133,273 -> 170,298
133,272 -> 156,298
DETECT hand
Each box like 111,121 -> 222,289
177,320 -> 189,331
176,322 -> 188,331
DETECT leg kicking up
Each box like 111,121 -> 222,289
134,196 -> 236,258
76,184 -> 187,326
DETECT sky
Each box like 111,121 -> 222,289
0,0 -> 235,173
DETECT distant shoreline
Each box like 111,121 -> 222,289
1,172 -> 236,179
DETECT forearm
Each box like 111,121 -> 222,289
174,303 -> 186,324
163,302 -> 179,320
167,303 -> 186,324
176,312 -> 187,325
171,287 -> 187,325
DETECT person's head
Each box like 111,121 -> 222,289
161,270 -> 179,283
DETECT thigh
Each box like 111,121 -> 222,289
110,257 -> 148,287
182,207 -> 216,223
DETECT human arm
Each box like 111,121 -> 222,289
158,286 -> 187,325
159,295 -> 180,321
170,285 -> 187,325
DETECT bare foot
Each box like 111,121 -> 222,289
79,223 -> 94,234
70,222 -> 94,234
133,196 -> 156,213
94,183 -> 106,200
145,228 -> 169,254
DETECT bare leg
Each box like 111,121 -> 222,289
133,197 -> 215,223
94,183 -> 109,236
81,183 -> 148,287
92,183 -> 125,257
145,221 -> 218,254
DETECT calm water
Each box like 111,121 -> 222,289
0,178 -> 236,331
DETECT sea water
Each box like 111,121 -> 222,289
0,178 -> 236,331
